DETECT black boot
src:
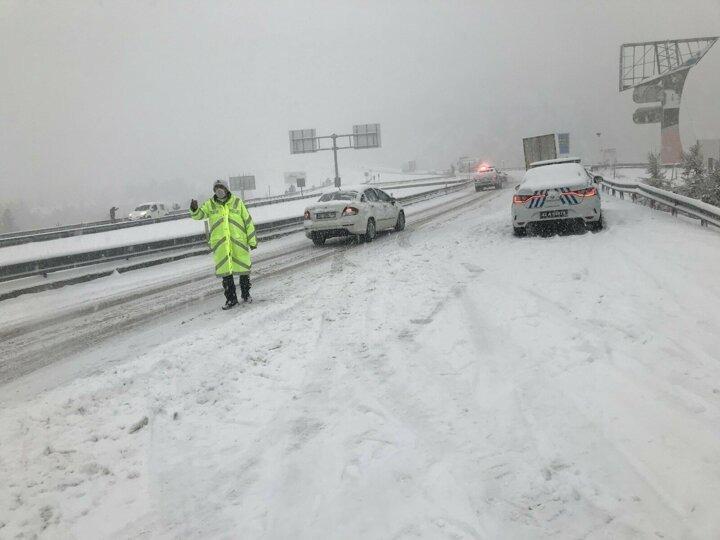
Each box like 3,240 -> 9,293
239,275 -> 252,303
222,276 -> 238,310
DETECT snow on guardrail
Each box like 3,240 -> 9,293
601,178 -> 720,229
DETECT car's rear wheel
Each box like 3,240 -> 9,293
362,218 -> 376,243
394,211 -> 405,231
311,233 -> 326,246
586,215 -> 604,232
475,185 -> 481,192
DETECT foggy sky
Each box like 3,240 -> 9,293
1,0 -> 719,222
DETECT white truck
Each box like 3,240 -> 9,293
522,134 -> 557,170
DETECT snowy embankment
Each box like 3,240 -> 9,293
0,181 -> 454,267
2,191 -> 720,538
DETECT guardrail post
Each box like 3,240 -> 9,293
649,200 -> 655,209
671,207 -> 677,217
701,219 -> 708,227
620,192 -> 624,200
632,193 -> 637,203
204,221 -> 209,241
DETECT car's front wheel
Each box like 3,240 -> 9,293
394,211 -> 405,231
513,226 -> 526,237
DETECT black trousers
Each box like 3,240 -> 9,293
222,275 -> 251,302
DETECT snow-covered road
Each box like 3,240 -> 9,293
2,188 -> 720,538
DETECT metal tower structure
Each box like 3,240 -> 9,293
619,37 -> 717,164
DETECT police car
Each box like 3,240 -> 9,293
303,186 -> 405,245
472,164 -> 507,191
511,158 -> 603,235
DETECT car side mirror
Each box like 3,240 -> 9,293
593,175 -> 603,184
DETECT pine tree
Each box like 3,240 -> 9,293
704,167 -> 720,207
678,142 -> 708,200
645,151 -> 668,189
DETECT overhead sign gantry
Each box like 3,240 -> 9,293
619,37 -> 717,164
289,124 -> 381,187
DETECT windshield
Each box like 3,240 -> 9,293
134,205 -> 150,211
318,191 -> 357,202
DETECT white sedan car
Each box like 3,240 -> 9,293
304,186 -> 405,245
128,202 -> 169,221
511,160 -> 603,235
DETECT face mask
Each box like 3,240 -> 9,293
214,188 -> 227,199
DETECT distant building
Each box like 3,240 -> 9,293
698,139 -> 720,171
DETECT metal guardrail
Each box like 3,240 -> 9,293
600,178 -> 720,229
0,193 -> 324,248
0,176 -> 453,248
0,180 -> 470,286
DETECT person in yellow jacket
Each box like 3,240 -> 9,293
190,180 -> 257,310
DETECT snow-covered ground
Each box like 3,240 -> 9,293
2,186 -> 720,538
0,180 -> 456,267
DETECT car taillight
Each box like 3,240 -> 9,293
342,206 -> 359,216
566,187 -> 598,198
512,194 -> 532,204
304,210 -> 311,220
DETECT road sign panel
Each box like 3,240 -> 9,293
284,171 -> 307,187
229,175 -> 256,191
558,133 -> 570,155
352,124 -> 381,149
289,129 -> 318,154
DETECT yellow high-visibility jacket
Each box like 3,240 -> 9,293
191,194 -> 257,276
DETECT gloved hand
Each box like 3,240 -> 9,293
250,245 -> 257,250
190,199 -> 198,212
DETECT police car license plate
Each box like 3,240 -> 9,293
315,212 -> 336,220
540,210 -> 568,219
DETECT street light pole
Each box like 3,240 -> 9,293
332,134 -> 341,187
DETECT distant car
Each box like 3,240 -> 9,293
303,186 -> 405,245
473,165 -> 507,191
128,203 -> 168,221
511,161 -> 603,235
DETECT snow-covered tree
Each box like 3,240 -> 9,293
678,142 -> 710,201
702,167 -> 720,207
645,151 -> 668,189
681,141 -> 704,181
